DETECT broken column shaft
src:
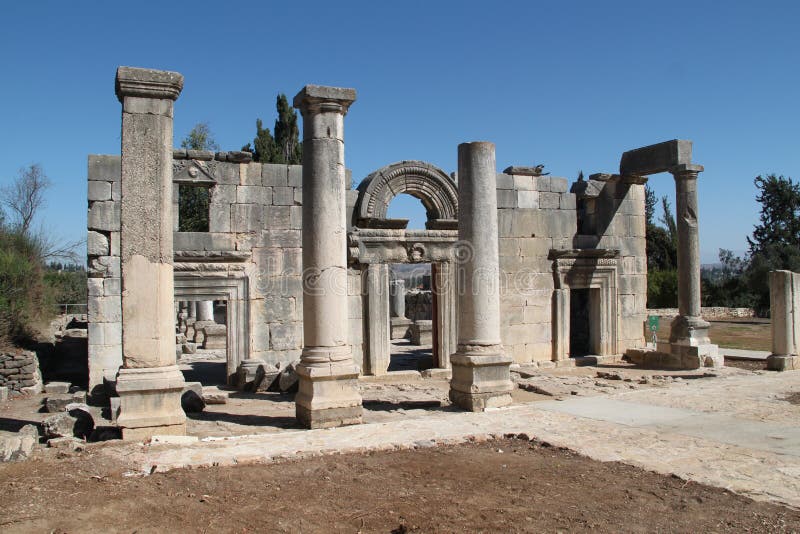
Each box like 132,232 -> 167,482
293,85 -> 363,428
449,142 -> 513,411
114,66 -> 187,440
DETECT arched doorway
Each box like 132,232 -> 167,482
350,161 -> 459,375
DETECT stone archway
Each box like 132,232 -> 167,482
350,161 -> 459,375
354,161 -> 458,228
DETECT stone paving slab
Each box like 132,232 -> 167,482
100,371 -> 800,509
722,347 -> 771,360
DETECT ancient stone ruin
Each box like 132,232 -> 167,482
86,66 -> 721,439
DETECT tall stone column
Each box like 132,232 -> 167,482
196,301 -> 215,322
114,66 -> 186,440
767,270 -> 800,371
293,85 -> 362,428
188,301 -> 197,319
449,142 -> 513,411
669,164 -> 709,344
667,164 -> 720,367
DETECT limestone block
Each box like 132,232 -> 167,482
270,323 -> 301,350
539,192 -> 560,210
232,204 -> 264,233
513,175 -> 535,190
620,139 -> 692,176
262,164 -> 288,187
273,186 -> 294,206
282,248 -> 302,272
518,189 -> 540,209
44,382 -> 71,394
266,205 -> 291,229
88,201 -> 120,231
249,321 -> 270,352
496,173 -> 513,189
499,238 -> 519,257
88,295 -> 121,323
264,297 -> 295,323
202,324 -> 227,350
88,278 -> 104,297
88,181 -> 112,201
289,206 -> 302,229
260,229 -> 301,248
88,322 -> 122,345
519,237 -> 552,258
87,231 -> 110,257
410,320 -> 433,345
294,188 -> 303,205
110,233 -> 120,256
560,193 -> 577,210
498,210 -> 513,237
211,184 -> 237,204
522,304 -> 551,324
88,155 -> 121,182
496,190 -> 517,209
111,181 -> 121,201
287,165 -> 302,187
215,162 -> 239,184
237,185 -> 270,205
209,204 -> 231,232
348,295 -> 363,319
550,178 -> 568,193
104,278 -> 121,296
241,162 -> 263,186
505,306 -> 524,325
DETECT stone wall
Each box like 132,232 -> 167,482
497,171 -> 577,363
88,151 -> 308,389
648,307 -> 757,319
0,350 -> 42,393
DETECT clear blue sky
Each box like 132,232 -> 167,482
1,1 -> 798,263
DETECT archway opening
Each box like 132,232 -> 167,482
386,193 -> 428,230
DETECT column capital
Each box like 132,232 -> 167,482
670,163 -> 704,177
293,84 -> 356,116
115,66 -> 184,103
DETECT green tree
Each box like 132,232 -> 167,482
180,122 -> 219,152
645,187 -> 678,307
645,184 -> 657,227
178,123 -> 214,232
248,94 -> 302,164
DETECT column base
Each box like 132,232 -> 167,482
295,348 -> 363,429
449,345 -> 513,412
116,365 -> 186,441
626,342 -> 722,370
767,354 -> 800,371
669,315 -> 711,346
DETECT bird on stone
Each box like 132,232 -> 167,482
533,164 -> 550,176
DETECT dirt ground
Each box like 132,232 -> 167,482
1,438 -> 798,533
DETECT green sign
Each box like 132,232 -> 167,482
647,315 -> 660,332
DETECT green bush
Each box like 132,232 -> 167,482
0,226 -> 45,342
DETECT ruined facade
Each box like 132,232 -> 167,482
86,66 -> 723,438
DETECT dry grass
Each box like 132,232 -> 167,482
653,317 -> 771,351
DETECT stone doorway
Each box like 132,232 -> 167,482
569,288 -> 601,356
388,263 -> 434,372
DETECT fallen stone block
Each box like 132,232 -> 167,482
202,387 -> 228,405
44,391 -> 88,413
254,365 -> 282,392
43,406 -> 94,439
182,342 -> 197,354
47,436 -> 85,451
44,381 -> 71,394
278,360 -> 300,393
1,424 -> 39,462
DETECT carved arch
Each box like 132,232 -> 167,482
354,161 -> 458,226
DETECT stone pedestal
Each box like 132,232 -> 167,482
767,270 -> 800,371
391,317 -> 412,340
448,142 -> 513,411
202,324 -> 227,350
236,358 -> 266,391
115,66 -> 186,440
293,85 -> 363,428
410,320 -> 433,345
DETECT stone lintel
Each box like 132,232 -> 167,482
293,84 -> 357,115
502,166 -> 545,176
548,248 -> 620,261
115,66 -> 184,103
619,139 -> 692,176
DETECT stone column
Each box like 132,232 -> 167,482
449,142 -> 513,411
390,279 -> 406,318
667,164 -> 720,367
188,301 -> 197,319
114,67 -> 186,440
293,85 -> 362,428
767,270 -> 800,371
196,301 -> 214,322
669,165 -> 709,344
365,264 -> 390,375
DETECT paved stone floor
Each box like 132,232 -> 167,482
87,366 -> 800,509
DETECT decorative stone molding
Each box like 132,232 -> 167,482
115,66 -> 183,102
292,84 -> 356,116
348,229 -> 458,264
354,161 -> 458,226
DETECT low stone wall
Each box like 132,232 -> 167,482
406,290 -> 432,321
0,350 -> 42,394
647,307 -> 756,319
